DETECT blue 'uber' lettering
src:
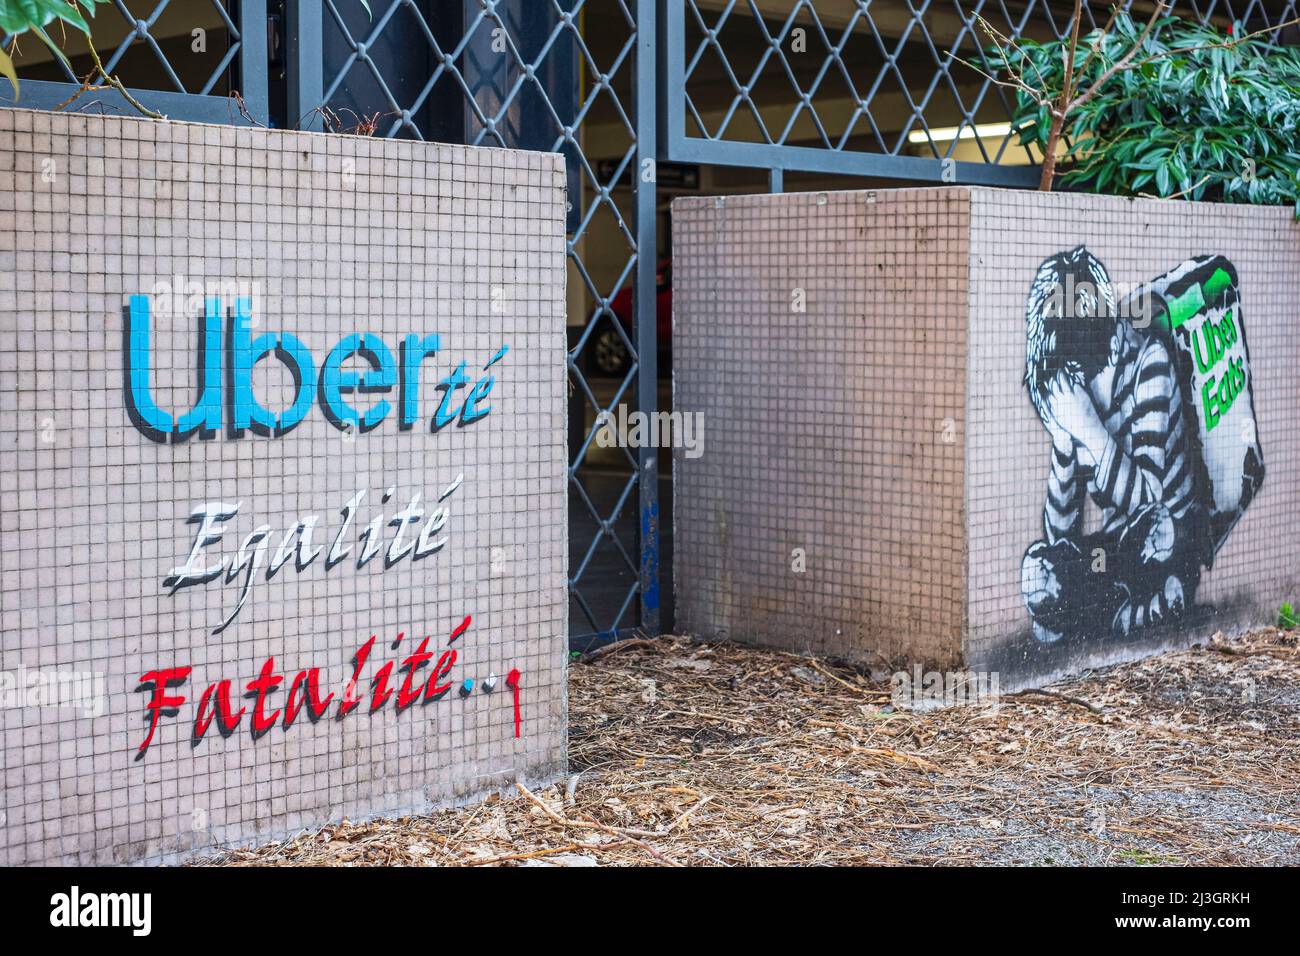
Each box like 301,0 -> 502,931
123,295 -> 507,443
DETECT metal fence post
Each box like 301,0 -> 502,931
286,0 -> 323,129
238,0 -> 270,126
656,0 -> 683,159
636,0 -> 661,635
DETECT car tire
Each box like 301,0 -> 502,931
591,327 -> 631,378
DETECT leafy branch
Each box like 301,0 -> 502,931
2,0 -> 162,117
958,2 -> 1300,209
2,1 -> 103,96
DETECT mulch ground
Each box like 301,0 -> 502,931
204,628 -> 1300,866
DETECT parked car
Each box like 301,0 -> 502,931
589,259 -> 672,378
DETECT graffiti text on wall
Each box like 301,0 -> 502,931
165,475 -> 464,634
124,295 -> 508,441
1019,249 -> 1264,644
134,617 -> 525,759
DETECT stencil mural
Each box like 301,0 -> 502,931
1020,247 -> 1264,643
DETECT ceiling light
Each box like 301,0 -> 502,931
907,122 -> 1014,145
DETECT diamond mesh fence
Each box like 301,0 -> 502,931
670,1 -> 1298,178
305,0 -> 652,649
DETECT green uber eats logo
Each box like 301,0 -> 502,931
1159,266 -> 1245,432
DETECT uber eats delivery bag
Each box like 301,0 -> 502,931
1122,255 -> 1265,564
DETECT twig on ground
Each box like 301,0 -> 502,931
515,782 -> 680,866
578,637 -> 658,664
1003,687 -> 1106,714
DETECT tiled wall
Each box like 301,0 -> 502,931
673,188 -> 970,667
0,108 -> 568,864
967,188 -> 1300,683
674,185 -> 1299,686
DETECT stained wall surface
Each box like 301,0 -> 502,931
966,188 -> 1300,684
0,108 -> 568,864
672,188 -> 970,667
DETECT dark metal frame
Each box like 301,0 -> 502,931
660,0 -> 1055,188
635,0 -> 662,638
657,0 -> 1299,188
657,0 -> 1041,187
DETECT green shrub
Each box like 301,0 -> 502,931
1281,602 -> 1297,629
987,13 -> 1300,213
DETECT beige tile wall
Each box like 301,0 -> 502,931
674,184 -> 1299,687
0,108 -> 568,864
673,188 -> 970,668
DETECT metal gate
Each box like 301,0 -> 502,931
283,0 -> 665,652
5,0 -> 1296,650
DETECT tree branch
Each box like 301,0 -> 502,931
1070,1 -> 1169,113
53,33 -> 164,120
1040,0 -> 1087,190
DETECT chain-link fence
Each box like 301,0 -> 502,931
283,1 -> 659,650
662,1 -> 1298,187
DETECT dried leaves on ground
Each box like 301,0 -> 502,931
206,628 -> 1300,866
